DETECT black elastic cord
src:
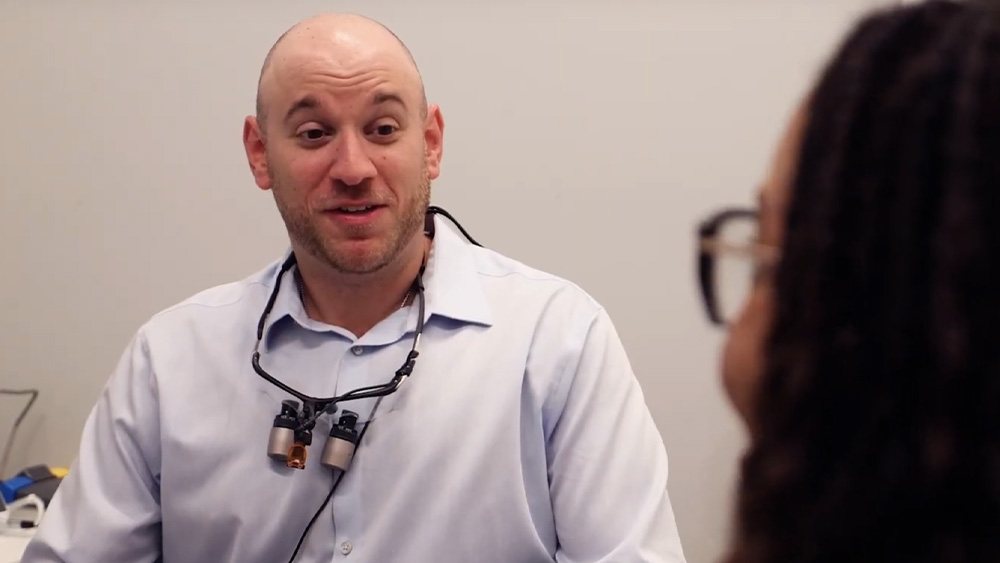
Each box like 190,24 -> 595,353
253,262 -> 425,414
286,413 -> 377,563
274,206 -> 479,562
427,205 -> 483,247
258,254 -> 298,340
286,472 -> 343,563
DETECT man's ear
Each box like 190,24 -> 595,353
423,104 -> 444,180
243,116 -> 272,190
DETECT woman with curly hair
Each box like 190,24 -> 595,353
698,1 -> 1000,561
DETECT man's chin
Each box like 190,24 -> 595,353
320,244 -> 393,275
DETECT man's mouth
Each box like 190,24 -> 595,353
333,204 -> 379,214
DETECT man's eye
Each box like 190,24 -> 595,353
371,123 -> 399,137
300,128 -> 326,140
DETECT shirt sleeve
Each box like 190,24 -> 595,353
22,331 -> 163,562
544,308 -> 686,563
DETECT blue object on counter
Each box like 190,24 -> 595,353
0,475 -> 32,503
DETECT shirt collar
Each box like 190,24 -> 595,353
260,214 -> 493,349
421,213 -> 494,327
259,250 -> 312,350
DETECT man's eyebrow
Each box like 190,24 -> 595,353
283,95 -> 319,122
372,92 -> 406,107
283,92 -> 404,122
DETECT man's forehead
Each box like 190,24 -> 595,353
266,54 -> 417,108
258,23 -> 422,117
264,16 -> 416,82
257,14 -> 427,121
270,43 -> 408,79
272,27 -> 384,69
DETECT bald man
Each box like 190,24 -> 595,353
23,14 -> 685,563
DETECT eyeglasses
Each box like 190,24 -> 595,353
696,207 -> 778,326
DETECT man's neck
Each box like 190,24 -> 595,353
294,236 -> 430,338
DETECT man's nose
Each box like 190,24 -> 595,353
328,131 -> 377,187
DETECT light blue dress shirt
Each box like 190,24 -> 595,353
23,216 -> 686,562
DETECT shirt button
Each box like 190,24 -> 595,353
350,346 -> 364,356
340,540 -> 353,555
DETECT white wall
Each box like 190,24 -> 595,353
0,1 -> 888,561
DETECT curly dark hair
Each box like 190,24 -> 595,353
728,2 -> 1000,562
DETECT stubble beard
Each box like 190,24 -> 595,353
272,171 -> 431,275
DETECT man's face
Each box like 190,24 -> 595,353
247,44 -> 443,275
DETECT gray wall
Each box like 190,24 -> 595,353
0,1 -> 890,561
